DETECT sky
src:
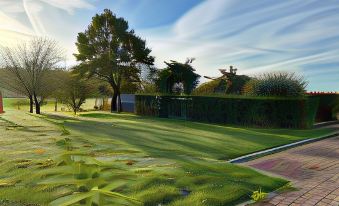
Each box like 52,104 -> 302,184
0,0 -> 338,91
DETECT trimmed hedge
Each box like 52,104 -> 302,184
308,94 -> 339,122
135,94 -> 319,128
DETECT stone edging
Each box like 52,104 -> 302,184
314,120 -> 339,128
228,132 -> 338,164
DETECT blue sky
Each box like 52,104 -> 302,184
0,0 -> 338,91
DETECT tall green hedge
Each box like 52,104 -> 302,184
308,94 -> 339,122
135,94 -> 319,128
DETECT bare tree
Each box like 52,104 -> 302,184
0,37 -> 65,114
60,73 -> 96,115
0,52 -> 34,112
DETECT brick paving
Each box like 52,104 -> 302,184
244,135 -> 339,206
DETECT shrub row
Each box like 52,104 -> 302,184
308,94 -> 339,122
135,94 -> 319,128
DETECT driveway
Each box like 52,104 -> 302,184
243,135 -> 339,206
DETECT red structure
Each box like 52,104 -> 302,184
0,91 -> 3,113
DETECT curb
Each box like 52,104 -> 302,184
228,132 -> 338,164
314,120 -> 339,128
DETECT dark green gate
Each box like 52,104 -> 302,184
167,97 -> 192,120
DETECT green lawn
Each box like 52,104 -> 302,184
0,101 -> 335,206
2,98 -> 97,112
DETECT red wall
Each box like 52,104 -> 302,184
0,94 -> 3,113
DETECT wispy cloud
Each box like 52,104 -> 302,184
0,0 -> 338,91
140,0 -> 339,90
38,0 -> 94,14
0,0 -> 94,55
23,0 -> 46,35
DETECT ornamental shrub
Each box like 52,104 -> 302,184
193,79 -> 228,95
243,72 -> 307,97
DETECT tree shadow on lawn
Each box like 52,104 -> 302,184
43,113 -> 320,161
39,113 -> 290,205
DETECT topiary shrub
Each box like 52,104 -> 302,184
243,72 -> 307,97
194,67 -> 251,95
193,79 -> 228,95
156,60 -> 200,95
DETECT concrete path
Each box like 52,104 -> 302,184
243,135 -> 339,206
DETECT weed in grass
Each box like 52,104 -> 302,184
56,138 -> 72,150
136,185 -> 181,206
60,124 -> 70,136
37,139 -> 141,206
251,188 -> 267,202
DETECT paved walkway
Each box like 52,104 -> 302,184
244,135 -> 339,206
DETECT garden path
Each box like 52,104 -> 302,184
244,125 -> 339,206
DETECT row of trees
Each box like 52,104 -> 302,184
0,9 -> 206,114
0,9 -> 155,114
0,9 -> 308,115
0,38 -> 64,114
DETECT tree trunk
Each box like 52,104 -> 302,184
29,95 -> 34,113
33,93 -> 41,114
54,98 -> 58,112
117,93 -> 122,113
111,92 -> 118,112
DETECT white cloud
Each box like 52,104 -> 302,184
38,0 -> 94,14
0,0 -> 338,91
0,0 -> 94,61
140,0 -> 339,91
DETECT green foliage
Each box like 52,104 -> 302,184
135,94 -> 319,128
243,72 -> 307,97
242,79 -> 258,95
0,110 -> 334,206
11,99 -> 30,110
251,188 -> 267,202
135,95 -> 160,117
59,74 -> 96,114
156,60 -> 200,94
309,94 -> 339,122
194,67 -> 251,95
333,99 -> 339,116
193,79 -> 228,95
61,125 -> 71,136
227,74 -> 251,94
37,150 -> 141,206
136,185 -> 181,206
74,9 -> 154,112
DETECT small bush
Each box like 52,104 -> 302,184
243,72 -> 307,97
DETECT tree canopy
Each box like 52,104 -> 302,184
195,66 -> 251,95
74,9 -> 154,112
156,59 -> 200,94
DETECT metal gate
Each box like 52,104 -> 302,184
167,97 -> 192,120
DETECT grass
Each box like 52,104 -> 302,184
0,99 -> 335,206
2,98 -> 97,112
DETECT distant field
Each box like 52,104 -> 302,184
3,98 -> 98,112
0,105 -> 335,205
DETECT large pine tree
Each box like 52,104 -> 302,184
74,9 -> 154,112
